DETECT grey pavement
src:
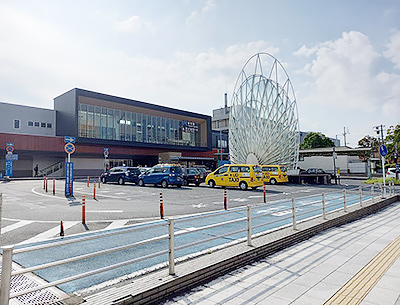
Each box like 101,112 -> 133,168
164,200 -> 400,305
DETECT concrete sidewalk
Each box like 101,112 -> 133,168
163,200 -> 400,305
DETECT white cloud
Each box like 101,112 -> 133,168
187,0 -> 216,24
115,16 -> 152,33
202,0 -> 216,13
384,31 -> 400,70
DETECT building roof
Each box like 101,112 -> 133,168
299,146 -> 372,157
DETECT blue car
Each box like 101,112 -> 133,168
137,164 -> 184,188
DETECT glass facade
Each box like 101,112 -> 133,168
78,103 -> 203,147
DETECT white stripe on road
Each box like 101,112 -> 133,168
20,221 -> 79,244
2,220 -> 33,234
86,210 -> 124,213
104,220 -> 130,230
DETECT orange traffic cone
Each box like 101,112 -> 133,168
60,221 -> 64,237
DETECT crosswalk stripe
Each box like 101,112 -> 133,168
104,220 -> 129,230
19,221 -> 79,244
2,220 -> 33,234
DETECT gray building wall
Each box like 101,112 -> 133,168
0,102 -> 55,136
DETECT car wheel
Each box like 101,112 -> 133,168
118,177 -> 125,185
208,180 -> 215,188
138,179 -> 145,187
239,181 -> 248,190
182,179 -> 188,186
161,180 -> 168,188
195,182 -> 200,187
102,177 -> 107,183
270,178 -> 277,185
176,184 -> 181,188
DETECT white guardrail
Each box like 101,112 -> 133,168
0,182 -> 397,305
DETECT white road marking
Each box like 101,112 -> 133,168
192,203 -> 206,208
20,221 -> 79,244
86,210 -> 124,213
2,220 -> 33,234
105,220 -> 130,230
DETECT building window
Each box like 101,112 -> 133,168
47,123 -> 52,128
34,122 -> 40,127
41,122 -> 46,128
13,119 -> 20,129
28,121 -> 34,127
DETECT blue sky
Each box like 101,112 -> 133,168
1,0 -> 399,147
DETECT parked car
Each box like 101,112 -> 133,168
138,164 -> 184,188
101,167 -> 141,185
195,167 -> 209,184
205,164 -> 263,190
182,168 -> 202,186
303,168 -> 333,178
260,165 -> 288,184
386,168 -> 399,178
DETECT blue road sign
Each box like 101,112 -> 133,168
64,143 -> 76,154
65,162 -> 74,197
104,147 -> 109,158
379,144 -> 388,157
64,136 -> 76,144
6,154 -> 18,161
5,159 -> 13,176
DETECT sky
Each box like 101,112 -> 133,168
1,0 -> 400,147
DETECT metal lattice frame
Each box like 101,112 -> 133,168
229,53 -> 300,169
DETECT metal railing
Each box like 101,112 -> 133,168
0,183 -> 396,305
38,161 -> 65,177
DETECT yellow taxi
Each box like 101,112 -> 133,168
261,165 -> 288,184
205,164 -> 263,190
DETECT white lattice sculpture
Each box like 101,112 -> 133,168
229,53 -> 300,169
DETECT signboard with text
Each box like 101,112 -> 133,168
65,162 -> 74,197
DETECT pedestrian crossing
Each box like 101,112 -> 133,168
1,219 -> 135,246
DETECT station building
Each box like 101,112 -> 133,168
0,88 -> 213,177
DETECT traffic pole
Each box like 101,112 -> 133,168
53,179 -> 55,195
98,177 -> 101,188
160,193 -> 164,219
263,184 -> 267,203
93,182 -> 96,200
45,177 -> 48,193
224,188 -> 227,210
60,221 -> 64,236
43,177 -> 46,190
82,195 -> 86,224
87,176 -> 90,187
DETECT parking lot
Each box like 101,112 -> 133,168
0,178 -> 364,246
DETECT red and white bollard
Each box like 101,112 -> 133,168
45,177 -> 48,193
82,195 -> 86,224
263,184 -> 266,203
87,176 -> 90,187
224,188 -> 227,210
160,193 -> 164,219
98,177 -> 101,188
53,179 -> 55,195
93,182 -> 96,200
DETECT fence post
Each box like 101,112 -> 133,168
168,218 -> 175,275
263,184 -> 266,203
343,189 -> 347,212
0,246 -> 13,305
292,197 -> 297,230
82,195 -> 86,224
371,185 -> 374,203
322,193 -> 326,220
160,193 -> 164,219
247,205 -> 252,246
359,186 -> 362,207
224,188 -> 227,210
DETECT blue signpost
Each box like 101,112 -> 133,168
64,137 -> 76,197
5,143 -> 15,177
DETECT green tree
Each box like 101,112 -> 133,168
385,124 -> 400,164
300,132 -> 335,149
357,135 -> 379,160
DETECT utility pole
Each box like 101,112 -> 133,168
343,127 -> 349,147
374,125 -> 386,196
332,147 -> 337,185
395,143 -> 399,180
